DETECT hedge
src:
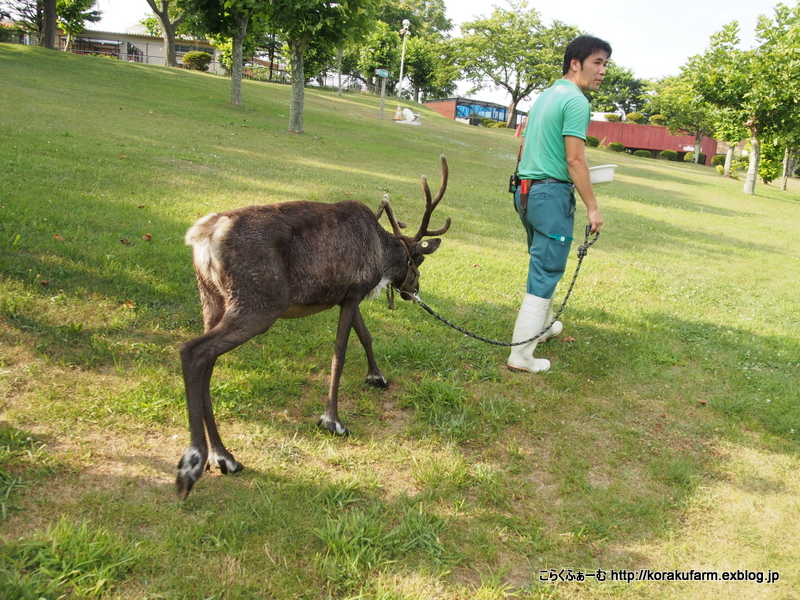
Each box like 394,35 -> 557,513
608,142 -> 625,152
633,150 -> 652,158
586,136 -> 600,147
182,51 -> 213,72
659,149 -> 678,161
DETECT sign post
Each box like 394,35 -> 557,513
375,68 -> 389,120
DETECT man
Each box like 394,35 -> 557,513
507,35 -> 611,374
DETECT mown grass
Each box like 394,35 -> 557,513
1,43 -> 799,599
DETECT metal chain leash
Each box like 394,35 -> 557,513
410,226 -> 600,347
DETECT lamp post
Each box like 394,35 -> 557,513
395,19 -> 410,121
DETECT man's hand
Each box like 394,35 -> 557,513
587,208 -> 604,234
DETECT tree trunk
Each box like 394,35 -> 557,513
146,0 -> 184,68
337,48 -> 343,97
268,35 -> 275,82
64,32 -> 72,52
693,139 -> 702,164
230,13 -> 249,107
288,38 -> 307,134
743,134 -> 760,195
780,145 -> 798,192
40,0 -> 56,49
506,98 -> 518,129
723,146 -> 734,177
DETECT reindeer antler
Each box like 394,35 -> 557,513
375,194 -> 407,236
413,155 -> 451,241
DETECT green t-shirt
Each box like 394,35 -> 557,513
519,79 -> 591,182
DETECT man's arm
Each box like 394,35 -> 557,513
565,135 -> 603,233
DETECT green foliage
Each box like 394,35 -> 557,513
0,519 -> 139,598
647,73 -> 716,144
649,114 -> 667,126
604,113 -> 621,122
711,154 -> 726,167
633,149 -> 652,158
659,149 -> 678,160
585,135 -> 600,147
626,112 -> 645,124
758,139 -> 783,184
404,34 -> 459,102
56,0 -> 101,49
608,141 -> 625,152
181,50 -> 212,71
456,2 -> 578,125
688,7 -> 800,193
683,151 -> 706,164
589,63 -> 648,115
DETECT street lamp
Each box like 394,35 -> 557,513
395,19 -> 411,120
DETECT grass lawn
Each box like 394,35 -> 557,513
1,44 -> 799,599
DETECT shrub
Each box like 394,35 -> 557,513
585,135 -> 600,147
650,114 -> 668,126
711,154 -> 726,167
182,51 -> 213,72
633,150 -> 652,158
716,165 -> 725,176
683,152 -> 706,164
626,112 -> 645,124
608,142 -> 625,152
604,114 -> 621,122
659,149 -> 678,161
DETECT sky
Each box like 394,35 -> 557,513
89,0 -> 771,108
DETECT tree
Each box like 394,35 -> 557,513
145,0 -> 185,67
265,0 -> 374,134
403,34 -> 457,101
647,74 -> 716,163
4,0 -> 44,43
690,4 -> 800,194
456,2 -> 578,128
714,108 -> 748,177
348,20 -> 400,89
56,0 -> 100,51
178,0 -> 265,106
588,63 -> 647,118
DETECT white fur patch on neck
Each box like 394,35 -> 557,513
366,277 -> 391,300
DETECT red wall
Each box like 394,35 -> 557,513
425,100 -> 457,120
587,121 -> 718,165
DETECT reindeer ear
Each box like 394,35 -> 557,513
420,238 -> 442,255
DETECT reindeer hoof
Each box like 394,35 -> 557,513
209,451 -> 244,475
176,447 -> 205,500
317,417 -> 350,436
365,374 -> 389,389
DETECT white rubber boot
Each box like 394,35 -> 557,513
538,296 -> 563,343
507,294 -> 551,373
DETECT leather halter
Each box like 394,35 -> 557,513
394,237 -> 420,302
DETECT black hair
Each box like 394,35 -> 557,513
562,36 -> 612,75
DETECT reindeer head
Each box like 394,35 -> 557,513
376,155 -> 451,300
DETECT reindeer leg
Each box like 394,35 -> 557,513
177,336 -> 213,500
201,358 -> 243,476
318,302 -> 358,435
176,311 -> 279,498
352,307 -> 388,389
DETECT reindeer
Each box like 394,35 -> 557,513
176,156 -> 451,499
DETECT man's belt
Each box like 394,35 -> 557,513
519,178 -> 571,212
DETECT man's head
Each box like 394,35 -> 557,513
562,35 -> 612,93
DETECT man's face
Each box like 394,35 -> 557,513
571,51 -> 609,93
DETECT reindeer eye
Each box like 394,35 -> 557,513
421,241 -> 429,249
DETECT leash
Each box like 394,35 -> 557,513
409,226 -> 600,347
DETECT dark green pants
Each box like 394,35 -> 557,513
514,182 -> 576,299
